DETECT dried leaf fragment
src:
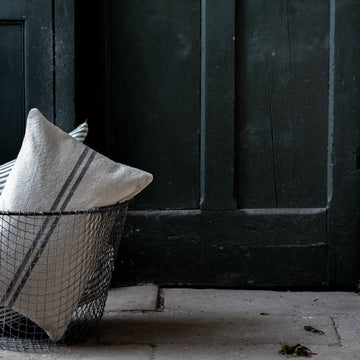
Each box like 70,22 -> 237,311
280,342 -> 317,357
304,325 -> 325,335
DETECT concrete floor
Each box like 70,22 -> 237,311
1,285 -> 359,359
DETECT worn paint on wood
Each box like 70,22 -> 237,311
110,0 -> 201,210
0,0 -> 54,163
89,0 -> 359,288
0,0 -> 75,163
328,0 -> 360,287
201,0 -> 237,210
113,209 -> 328,288
54,0 -> 75,132
237,0 -> 329,208
0,22 -> 24,163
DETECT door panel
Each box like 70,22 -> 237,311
0,0 -> 75,164
0,22 -> 24,164
0,0 -> 53,163
111,1 -> 201,210
328,0 -> 360,287
238,1 -> 329,208
113,208 -> 327,286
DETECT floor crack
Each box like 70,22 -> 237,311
156,287 -> 165,311
266,50 -> 278,207
149,344 -> 157,360
330,316 -> 342,346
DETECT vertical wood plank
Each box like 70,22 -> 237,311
110,0 -> 201,210
0,22 -> 25,163
26,1 -> 54,120
328,0 -> 360,287
0,0 -> 53,162
201,0 -> 237,210
53,0 -> 75,131
237,0 -> 329,209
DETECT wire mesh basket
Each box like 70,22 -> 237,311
0,201 -> 128,350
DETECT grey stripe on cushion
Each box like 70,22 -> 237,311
68,121 -> 88,143
0,122 -> 88,196
4,148 -> 96,308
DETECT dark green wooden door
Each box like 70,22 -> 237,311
0,0 -> 75,164
0,0 -> 52,163
83,0 -> 359,288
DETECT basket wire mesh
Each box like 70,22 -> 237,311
0,202 -> 128,350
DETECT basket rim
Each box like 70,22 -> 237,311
0,200 -> 129,216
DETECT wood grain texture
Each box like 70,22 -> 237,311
0,0 -> 53,163
110,0 -> 201,210
0,22 -> 24,163
201,0 -> 237,210
328,0 -> 360,287
112,209 -> 327,288
104,0 -> 359,288
53,0 -> 75,132
237,0 -> 329,208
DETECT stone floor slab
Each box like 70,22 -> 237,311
96,311 -> 339,346
332,314 -> 360,349
0,288 -> 358,360
155,344 -> 358,360
163,289 -> 360,316
0,345 -> 153,360
105,285 -> 159,312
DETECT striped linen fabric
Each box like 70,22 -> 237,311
68,121 -> 88,142
0,160 -> 15,195
0,108 -> 152,341
0,121 -> 88,196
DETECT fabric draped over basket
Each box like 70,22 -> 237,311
0,109 -> 153,341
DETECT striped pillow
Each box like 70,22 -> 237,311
0,121 -> 88,196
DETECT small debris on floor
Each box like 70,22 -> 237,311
355,280 -> 360,294
304,325 -> 325,335
280,342 -> 317,357
260,312 -> 270,315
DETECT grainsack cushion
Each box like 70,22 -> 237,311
0,121 -> 88,196
0,108 -> 152,341
0,108 -> 152,211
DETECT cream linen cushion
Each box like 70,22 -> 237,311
0,108 -> 152,341
0,121 -> 88,196
0,109 -> 152,211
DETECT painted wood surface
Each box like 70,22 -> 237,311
237,0 -> 329,209
110,0 -> 201,210
0,0 -> 75,163
108,0 -> 360,288
0,21 -> 24,163
328,0 -> 360,287
112,208 -> 328,288
0,0 -> 53,163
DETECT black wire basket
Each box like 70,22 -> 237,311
0,202 -> 128,350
